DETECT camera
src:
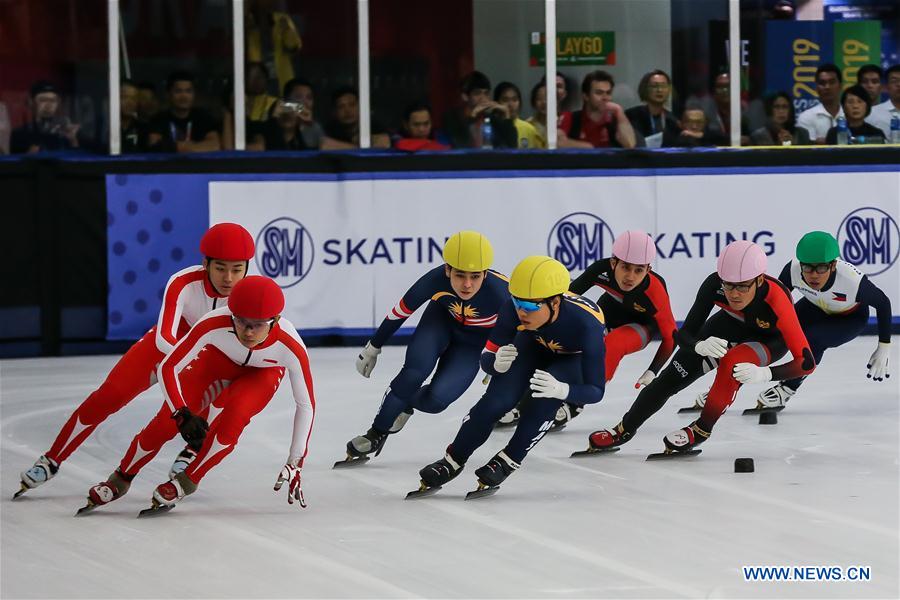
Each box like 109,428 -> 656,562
282,101 -> 305,114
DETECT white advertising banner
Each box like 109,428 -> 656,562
210,170 -> 900,333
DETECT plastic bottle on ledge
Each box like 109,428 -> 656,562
481,117 -> 493,150
835,116 -> 849,146
890,116 -> 900,144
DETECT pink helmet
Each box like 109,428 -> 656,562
612,230 -> 656,265
717,240 -> 767,282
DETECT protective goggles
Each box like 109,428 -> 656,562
720,280 -> 755,293
799,262 -> 833,274
232,315 -> 276,330
511,296 -> 545,312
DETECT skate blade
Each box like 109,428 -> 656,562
570,447 -> 621,458
549,423 -> 567,433
12,484 -> 29,500
405,483 -> 442,500
138,503 -> 174,518
74,501 -> 98,516
741,406 -> 785,416
646,449 -> 702,461
677,405 -> 701,414
465,484 -> 498,500
332,455 -> 370,469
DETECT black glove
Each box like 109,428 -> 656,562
172,408 -> 209,451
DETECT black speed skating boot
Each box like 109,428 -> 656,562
347,427 -> 389,458
419,452 -> 463,488
474,451 -> 520,488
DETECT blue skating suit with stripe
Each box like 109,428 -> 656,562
369,266 -> 510,433
447,293 -> 608,466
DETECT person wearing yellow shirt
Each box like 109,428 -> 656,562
494,81 -> 545,149
245,1 -> 302,92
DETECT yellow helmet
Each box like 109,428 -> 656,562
508,256 -> 570,299
443,231 -> 494,272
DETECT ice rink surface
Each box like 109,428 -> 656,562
2,339 -> 898,599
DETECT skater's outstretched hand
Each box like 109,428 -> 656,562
867,342 -> 890,381
274,460 -> 306,508
356,341 -> 381,378
634,369 -> 655,389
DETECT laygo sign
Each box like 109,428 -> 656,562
529,31 -> 616,66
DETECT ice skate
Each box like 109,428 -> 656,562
334,427 -> 388,468
140,472 -> 196,517
742,384 -> 794,415
168,447 -> 197,479
677,391 -> 707,413
14,455 -> 59,499
405,452 -> 463,499
647,421 -> 709,460
496,406 -> 521,428
571,422 -> 631,457
466,451 -> 519,499
550,403 -> 583,431
76,470 -> 132,515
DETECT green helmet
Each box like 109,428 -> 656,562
796,231 -> 839,264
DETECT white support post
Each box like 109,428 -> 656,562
728,0 -> 741,147
233,0 -> 246,150
545,0 -> 557,149
108,0 -> 121,155
358,0 -> 371,148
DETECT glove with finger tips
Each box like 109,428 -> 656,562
274,460 -> 306,508
694,336 -> 729,359
732,363 -> 772,384
529,369 -> 570,400
355,341 -> 381,378
493,344 -> 518,374
634,369 -> 655,389
866,342 -> 890,382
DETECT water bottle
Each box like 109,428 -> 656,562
835,116 -> 849,146
481,117 -> 493,149
890,115 -> 900,144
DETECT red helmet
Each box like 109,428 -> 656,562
200,223 -> 255,261
227,276 -> 285,319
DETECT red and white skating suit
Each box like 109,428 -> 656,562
46,266 -> 229,465
117,307 -> 315,484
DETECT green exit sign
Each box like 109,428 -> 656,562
529,31 -> 617,66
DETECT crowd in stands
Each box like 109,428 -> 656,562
4,61 -> 899,155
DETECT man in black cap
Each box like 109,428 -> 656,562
10,81 -> 82,154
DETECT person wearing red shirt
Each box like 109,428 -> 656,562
558,70 -> 636,149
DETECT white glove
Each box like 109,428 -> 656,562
273,461 -> 306,508
493,344 -> 518,373
529,369 -> 570,400
634,369 -> 655,389
695,336 -> 729,358
867,342 -> 890,381
355,342 -> 381,378
732,363 -> 772,384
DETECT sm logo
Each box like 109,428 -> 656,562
255,217 -> 315,288
837,207 -> 899,276
547,212 -> 615,272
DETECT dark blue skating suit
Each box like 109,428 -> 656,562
370,266 -> 509,432
778,260 -> 892,392
447,294 -> 607,465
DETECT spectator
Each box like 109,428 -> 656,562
705,72 -> 751,145
662,104 -> 727,147
136,82 -> 160,123
866,64 -> 900,140
749,92 -> 811,146
245,0 -> 302,91
120,80 -> 148,153
856,64 -> 883,104
221,85 -> 265,151
526,82 -> 549,146
559,70 -> 636,149
439,71 -> 517,149
393,102 -> 449,151
262,99 -> 309,151
493,81 -> 544,149
538,72 -> 571,112
147,71 -> 221,153
796,64 -> 844,144
625,69 -> 679,148
825,84 -> 885,144
246,62 -> 278,123
321,87 -> 390,149
282,77 -> 324,149
10,81 -> 83,154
